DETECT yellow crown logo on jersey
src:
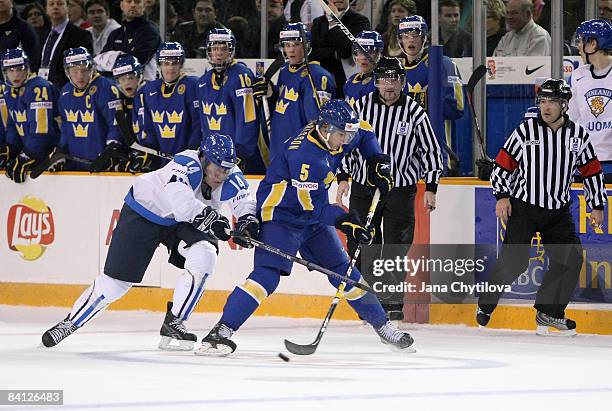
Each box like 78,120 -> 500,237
167,110 -> 183,123
284,88 -> 299,101
159,124 -> 176,138
203,102 -> 213,115
152,110 -> 164,123
14,109 -> 27,123
72,123 -> 89,138
132,121 -> 140,134
65,109 -> 79,122
275,99 -> 289,114
207,116 -> 221,130
216,103 -> 227,115
409,83 -> 425,92
80,110 -> 94,123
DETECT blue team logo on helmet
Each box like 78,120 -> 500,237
200,133 -> 236,170
574,19 -> 612,50
317,99 -> 360,148
1,48 -> 30,87
280,22 -> 312,57
206,28 -> 236,71
397,15 -> 429,39
63,47 -> 94,89
156,42 -> 186,66
353,31 -> 384,64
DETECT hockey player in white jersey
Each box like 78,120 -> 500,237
569,19 -> 612,182
41,133 -> 258,350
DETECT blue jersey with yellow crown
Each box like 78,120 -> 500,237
343,72 -> 375,108
269,62 -> 336,157
139,75 -> 202,156
404,50 -> 464,170
58,74 -> 123,161
258,121 -> 381,229
4,76 -> 59,160
198,61 -> 259,162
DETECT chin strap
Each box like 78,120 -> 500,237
314,124 -> 332,151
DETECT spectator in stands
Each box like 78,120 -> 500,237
99,0 -> 161,81
0,0 -> 40,76
172,0 -> 224,59
493,0 -> 551,56
39,0 -> 92,87
375,0 -> 428,34
143,0 -> 156,19
149,2 -> 178,36
439,0 -> 471,57
266,0 -> 287,58
284,0 -> 324,27
485,0 -> 506,56
381,0 -> 416,58
226,16 -> 258,58
86,0 -> 120,56
69,0 -> 91,28
311,0 -> 370,98
600,0 -> 612,21
21,2 -> 51,47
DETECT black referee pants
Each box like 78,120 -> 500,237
347,182 -> 416,310
478,198 -> 583,319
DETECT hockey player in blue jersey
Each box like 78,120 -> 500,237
41,133 -> 259,350
53,47 -> 126,172
198,28 -> 259,172
112,54 -> 155,173
1,48 -> 59,182
0,80 -> 7,169
139,42 -> 202,158
344,31 -> 383,107
398,15 -> 464,174
252,22 -> 336,158
196,100 -> 414,357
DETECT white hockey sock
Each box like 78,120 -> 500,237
70,273 -> 132,327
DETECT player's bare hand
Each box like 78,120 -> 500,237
326,1 -> 340,17
496,198 -> 512,223
424,191 -> 436,213
590,209 -> 604,230
336,181 -> 349,208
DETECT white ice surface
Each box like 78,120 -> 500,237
1,305 -> 611,411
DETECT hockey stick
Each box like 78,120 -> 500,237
30,151 -> 92,179
284,189 -> 381,356
260,55 -> 285,137
231,233 -> 375,294
115,110 -> 173,160
298,24 -> 322,109
465,64 -> 489,160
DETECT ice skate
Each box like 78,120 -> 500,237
375,320 -> 416,352
476,307 -> 491,327
42,316 -> 78,347
195,323 -> 237,356
535,311 -> 577,337
159,302 -> 197,351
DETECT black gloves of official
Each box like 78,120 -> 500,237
335,211 -> 374,245
193,206 -> 231,241
232,214 -> 260,248
90,142 -> 126,173
0,145 -> 10,169
252,77 -> 271,100
6,153 -> 35,183
366,154 -> 394,195
476,158 -> 494,181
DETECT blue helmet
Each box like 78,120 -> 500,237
1,48 -> 30,87
112,55 -> 143,96
280,22 -> 312,57
63,47 -> 94,89
206,28 -> 237,71
397,15 -> 429,39
353,31 -> 384,64
317,99 -> 360,148
523,106 -> 540,120
200,133 -> 236,170
574,19 -> 612,50
156,42 -> 185,66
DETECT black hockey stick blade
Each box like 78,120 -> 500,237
115,109 -> 136,146
264,55 -> 285,82
284,339 -> 318,355
29,152 -> 91,178
284,299 -> 340,355
467,64 -> 487,96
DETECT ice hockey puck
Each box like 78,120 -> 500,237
278,353 -> 290,362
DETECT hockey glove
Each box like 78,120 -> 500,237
120,150 -> 152,174
476,158 -> 494,181
6,153 -> 35,183
0,144 -> 10,169
210,215 -> 231,241
252,77 -> 272,99
47,148 -> 67,172
232,214 -> 259,248
90,142 -> 127,173
335,211 -> 374,245
366,154 -> 394,195
193,206 -> 231,241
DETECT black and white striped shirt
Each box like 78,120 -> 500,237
339,91 -> 443,190
491,116 -> 607,210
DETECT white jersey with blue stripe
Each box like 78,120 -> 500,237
125,149 -> 256,226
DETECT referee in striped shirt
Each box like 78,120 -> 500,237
478,78 -> 607,336
336,56 -> 443,320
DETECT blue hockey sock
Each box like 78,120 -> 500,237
348,292 -> 387,329
219,283 -> 263,331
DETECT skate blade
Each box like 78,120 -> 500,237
158,336 -> 195,351
379,338 -> 417,353
194,342 -> 234,357
535,325 -> 577,337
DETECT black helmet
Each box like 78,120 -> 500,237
373,56 -> 405,81
537,78 -> 572,102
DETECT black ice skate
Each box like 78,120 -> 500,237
476,307 -> 491,327
42,316 -> 78,347
195,323 -> 237,357
535,311 -> 577,337
159,302 -> 197,351
375,320 -> 416,352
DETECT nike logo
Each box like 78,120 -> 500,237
575,76 -> 584,82
62,91 -> 69,95
525,65 -> 545,75
199,83 -> 206,87
149,92 -> 157,96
